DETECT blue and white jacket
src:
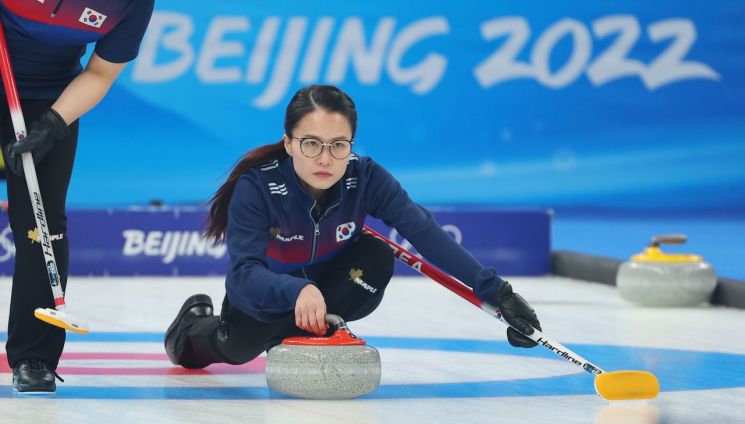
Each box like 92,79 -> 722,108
226,154 -> 507,321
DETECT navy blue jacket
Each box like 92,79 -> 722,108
0,0 -> 153,99
227,155 -> 506,321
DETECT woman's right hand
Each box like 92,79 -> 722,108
295,284 -> 328,336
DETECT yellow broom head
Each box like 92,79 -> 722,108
595,370 -> 660,400
34,308 -> 90,335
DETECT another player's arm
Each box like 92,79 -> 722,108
51,53 -> 126,124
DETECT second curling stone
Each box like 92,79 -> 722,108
617,234 -> 717,307
265,314 -> 381,399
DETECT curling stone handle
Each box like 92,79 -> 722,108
649,234 -> 687,247
325,314 -> 359,338
325,314 -> 347,329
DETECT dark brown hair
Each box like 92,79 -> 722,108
204,85 -> 357,241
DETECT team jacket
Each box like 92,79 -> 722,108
0,0 -> 154,99
226,155 -> 507,321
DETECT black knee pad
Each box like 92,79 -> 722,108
351,233 -> 394,289
320,234 -> 395,321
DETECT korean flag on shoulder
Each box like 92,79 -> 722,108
79,7 -> 107,29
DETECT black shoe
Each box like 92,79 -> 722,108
165,294 -> 214,365
12,359 -> 60,394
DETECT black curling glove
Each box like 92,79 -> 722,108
6,107 -> 68,175
491,281 -> 541,348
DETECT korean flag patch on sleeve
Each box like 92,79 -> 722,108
336,222 -> 356,242
79,7 -> 107,28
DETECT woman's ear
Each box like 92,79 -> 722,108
283,135 -> 293,156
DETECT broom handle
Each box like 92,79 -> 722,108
363,225 -> 606,375
0,20 -> 66,309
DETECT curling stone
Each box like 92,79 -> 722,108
265,314 -> 381,399
617,234 -> 717,307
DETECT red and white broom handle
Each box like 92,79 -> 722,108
0,20 -> 66,309
362,225 -> 606,375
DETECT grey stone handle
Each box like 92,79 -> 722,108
325,314 -> 358,338
325,314 -> 346,328
649,234 -> 687,247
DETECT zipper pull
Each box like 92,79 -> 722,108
314,224 -> 320,236
51,0 -> 65,17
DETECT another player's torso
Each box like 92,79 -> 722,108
1,0 -> 131,45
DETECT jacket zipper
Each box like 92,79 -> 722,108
307,200 -> 341,264
51,0 -> 65,17
310,222 -> 320,263
308,201 -> 319,264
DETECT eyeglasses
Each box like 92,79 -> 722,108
293,137 -> 354,159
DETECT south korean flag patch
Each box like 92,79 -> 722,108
79,7 -> 107,28
336,222 -> 356,242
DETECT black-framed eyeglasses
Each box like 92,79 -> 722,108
292,137 -> 354,159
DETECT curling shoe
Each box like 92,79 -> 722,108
165,294 -> 214,365
12,359 -> 60,394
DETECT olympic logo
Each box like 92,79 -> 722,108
0,225 -> 15,263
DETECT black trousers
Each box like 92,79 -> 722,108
1,98 -> 79,370
173,233 -> 394,368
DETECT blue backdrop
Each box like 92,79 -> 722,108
35,0 -> 739,210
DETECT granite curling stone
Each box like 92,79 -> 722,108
617,234 -> 717,307
265,314 -> 381,399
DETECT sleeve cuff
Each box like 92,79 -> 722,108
473,267 -> 507,302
